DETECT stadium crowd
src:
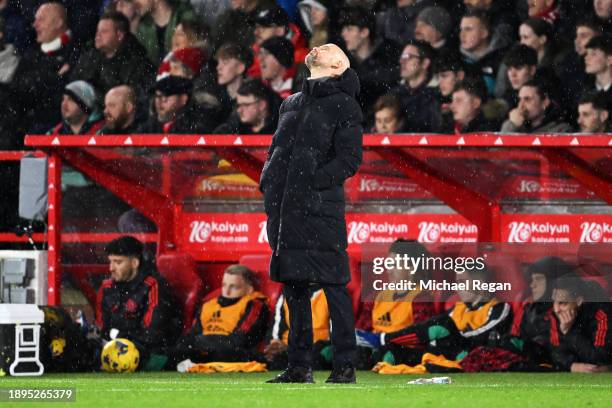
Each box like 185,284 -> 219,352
0,0 -> 610,147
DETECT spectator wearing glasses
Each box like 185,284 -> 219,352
214,78 -> 281,134
391,39 -> 441,133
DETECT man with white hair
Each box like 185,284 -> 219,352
262,44 -> 362,384
12,2 -> 79,133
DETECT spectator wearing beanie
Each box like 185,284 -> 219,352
211,0 -> 276,51
339,6 -> 401,124
139,75 -> 218,134
248,5 -> 309,79
157,18 -> 210,80
48,80 -> 105,135
463,0 -> 518,51
376,0 -> 436,46
259,36 -> 295,99
298,0 -> 341,49
414,6 -> 455,56
157,47 -> 206,80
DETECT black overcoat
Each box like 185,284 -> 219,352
260,68 -> 363,285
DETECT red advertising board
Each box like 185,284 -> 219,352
180,213 -> 612,261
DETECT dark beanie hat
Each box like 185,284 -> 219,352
155,75 -> 193,96
260,37 -> 294,68
64,80 -> 97,114
254,6 -> 289,27
417,6 -> 452,39
105,236 -> 144,258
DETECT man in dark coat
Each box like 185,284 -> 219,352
71,11 -> 155,112
12,2 -> 79,133
339,6 -> 400,123
261,43 -> 362,384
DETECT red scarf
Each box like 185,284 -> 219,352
534,4 -> 560,25
41,30 -> 72,55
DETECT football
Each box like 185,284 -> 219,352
101,338 -> 140,373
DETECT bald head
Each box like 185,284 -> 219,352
305,43 -> 350,78
34,2 -> 68,44
108,85 -> 136,106
104,85 -> 136,131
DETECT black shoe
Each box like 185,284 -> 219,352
325,365 -> 356,384
266,366 -> 314,383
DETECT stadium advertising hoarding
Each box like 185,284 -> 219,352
181,213 -> 612,258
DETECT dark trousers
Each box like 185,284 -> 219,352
283,282 -> 356,369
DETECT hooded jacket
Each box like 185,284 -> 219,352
260,68 -> 363,284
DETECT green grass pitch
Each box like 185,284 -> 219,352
1,372 -> 611,408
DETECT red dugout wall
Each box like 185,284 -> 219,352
14,132 -> 612,306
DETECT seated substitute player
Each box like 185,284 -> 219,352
549,275 -> 612,373
96,236 -> 180,370
505,257 -> 574,365
461,256 -> 575,372
264,288 -> 331,370
355,239 -> 436,367
357,266 -> 512,363
171,265 -> 269,365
